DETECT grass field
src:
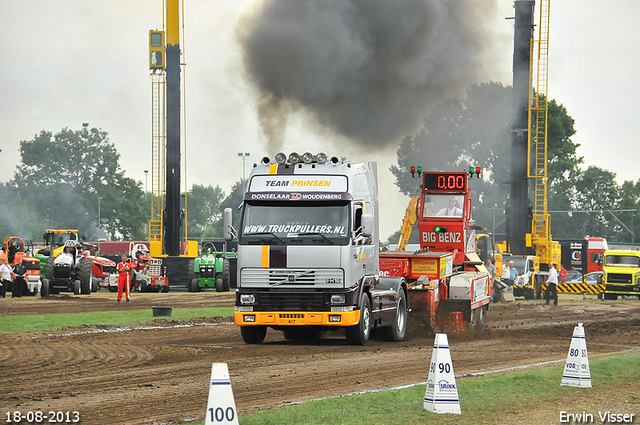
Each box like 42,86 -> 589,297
0,307 -> 235,333
216,350 -> 640,425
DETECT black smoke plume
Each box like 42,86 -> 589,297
237,0 -> 500,151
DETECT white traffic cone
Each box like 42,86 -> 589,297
561,323 -> 592,388
424,333 -> 462,414
205,363 -> 240,425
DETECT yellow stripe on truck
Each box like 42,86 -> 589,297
261,245 -> 269,268
269,164 -> 278,174
234,310 -> 360,327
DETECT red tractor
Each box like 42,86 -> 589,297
128,243 -> 169,292
79,243 -> 118,292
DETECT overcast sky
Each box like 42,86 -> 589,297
1,1 -> 638,240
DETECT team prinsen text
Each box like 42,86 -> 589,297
265,180 -> 331,187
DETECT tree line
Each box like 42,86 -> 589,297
0,126 -> 245,242
389,82 -> 640,245
1,82 -> 638,246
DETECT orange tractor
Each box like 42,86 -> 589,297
1,236 -> 42,296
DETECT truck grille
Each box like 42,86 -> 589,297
257,291 -> 326,311
240,268 -> 344,288
607,273 -> 633,284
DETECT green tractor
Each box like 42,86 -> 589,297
188,242 -> 235,292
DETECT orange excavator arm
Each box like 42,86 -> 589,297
396,196 -> 420,251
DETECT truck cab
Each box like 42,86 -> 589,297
602,250 -> 640,300
225,152 -> 407,345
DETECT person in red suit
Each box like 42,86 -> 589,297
116,254 -> 135,305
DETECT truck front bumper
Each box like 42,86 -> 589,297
234,309 -> 360,327
605,284 -> 640,295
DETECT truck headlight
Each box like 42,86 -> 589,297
330,294 -> 346,305
240,294 -> 256,305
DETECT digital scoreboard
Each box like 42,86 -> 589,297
422,172 -> 467,192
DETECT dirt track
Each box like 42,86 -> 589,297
2,292 -> 640,425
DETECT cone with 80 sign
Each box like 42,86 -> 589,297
424,333 -> 461,414
561,322 -> 592,388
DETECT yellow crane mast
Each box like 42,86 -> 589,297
528,0 -> 559,267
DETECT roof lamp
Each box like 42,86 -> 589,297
275,152 -> 287,164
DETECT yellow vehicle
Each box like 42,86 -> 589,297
34,230 -> 80,275
602,250 -> 640,300
36,229 -> 79,257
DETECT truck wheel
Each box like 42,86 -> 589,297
386,289 -> 407,342
345,293 -> 371,345
604,293 -> 618,300
189,278 -> 200,292
73,280 -> 81,295
241,326 -> 267,344
109,286 -> 117,293
161,285 -> 169,293
41,279 -> 50,297
470,305 -> 487,328
139,279 -> 148,293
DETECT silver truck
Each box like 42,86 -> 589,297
224,152 -> 407,345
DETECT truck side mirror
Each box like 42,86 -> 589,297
361,213 -> 374,237
223,208 -> 236,241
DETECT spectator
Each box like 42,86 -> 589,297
509,260 -> 519,282
544,262 -> 559,305
485,258 -> 497,279
0,258 -> 12,298
501,260 -> 512,286
11,257 -> 27,298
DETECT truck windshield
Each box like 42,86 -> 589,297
240,203 -> 350,244
604,255 -> 640,267
422,194 -> 464,218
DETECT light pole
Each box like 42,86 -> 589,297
144,170 -> 149,202
238,152 -> 250,180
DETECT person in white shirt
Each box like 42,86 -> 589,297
544,262 -> 559,305
501,261 -> 512,286
436,197 -> 463,216
0,258 -> 13,298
